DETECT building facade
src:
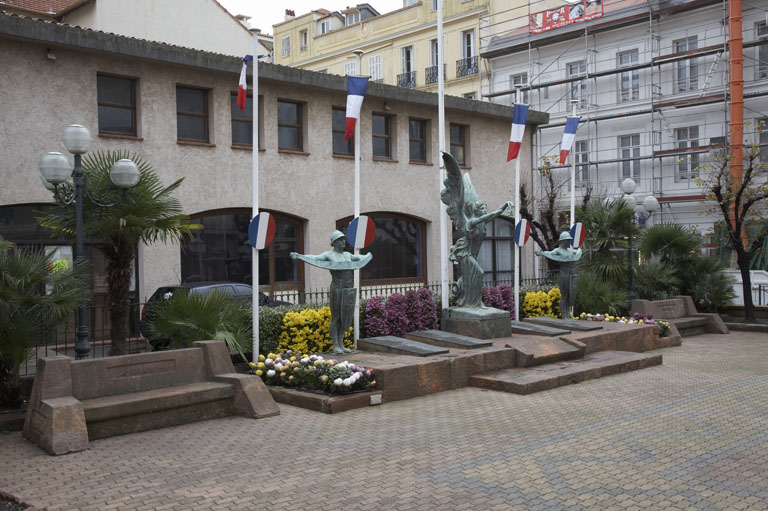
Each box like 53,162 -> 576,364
481,0 -> 768,252
0,11 -> 546,309
273,0 -> 489,99
2,0 -> 273,58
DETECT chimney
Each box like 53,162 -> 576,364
284,9 -> 295,20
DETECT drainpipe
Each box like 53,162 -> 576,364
728,0 -> 745,246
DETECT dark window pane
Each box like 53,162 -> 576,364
409,119 -> 424,139
176,87 -> 206,114
97,75 -> 133,105
177,114 -> 206,141
278,126 -> 301,149
333,132 -> 353,154
332,108 -> 347,130
232,121 -> 252,145
409,140 -> 425,161
373,137 -> 390,158
258,249 -> 269,285
231,95 -> 253,119
98,106 -> 134,134
372,114 -> 389,135
276,222 -> 296,238
450,124 -> 464,144
450,146 -> 465,164
274,241 -> 298,281
355,217 -> 423,280
278,101 -> 300,124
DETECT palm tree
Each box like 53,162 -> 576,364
0,241 -> 90,407
578,198 -> 638,284
40,151 -> 198,356
637,223 -> 701,266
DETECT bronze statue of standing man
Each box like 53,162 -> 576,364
290,230 -> 372,353
536,231 -> 582,319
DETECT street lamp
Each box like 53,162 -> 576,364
619,178 -> 659,302
39,124 -> 140,359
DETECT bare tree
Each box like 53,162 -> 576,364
699,138 -> 768,321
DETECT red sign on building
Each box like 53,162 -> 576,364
529,0 -> 604,34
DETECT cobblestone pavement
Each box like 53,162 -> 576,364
1,332 -> 767,511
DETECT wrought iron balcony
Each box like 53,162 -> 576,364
397,71 -> 417,88
425,64 -> 447,85
456,56 -> 478,78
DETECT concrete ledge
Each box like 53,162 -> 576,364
268,387 -> 383,414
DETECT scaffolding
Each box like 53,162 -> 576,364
478,0 -> 768,235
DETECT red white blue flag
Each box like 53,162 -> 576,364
345,76 -> 369,142
507,103 -> 529,161
569,222 -> 586,249
248,212 -> 276,250
514,219 -> 530,246
237,55 -> 254,112
347,215 -> 376,249
559,116 -> 580,164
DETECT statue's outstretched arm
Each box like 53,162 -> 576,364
290,252 -> 331,265
349,252 -> 373,263
469,201 -> 513,229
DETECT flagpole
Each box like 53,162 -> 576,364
437,0 -> 449,312
570,100 -> 578,226
513,85 -> 522,322
252,44 -> 260,361
353,49 -> 363,351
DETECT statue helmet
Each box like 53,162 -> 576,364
558,231 -> 573,242
330,230 -> 346,245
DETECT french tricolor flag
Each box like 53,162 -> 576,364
237,54 -> 254,112
559,116 -> 581,164
507,103 -> 529,161
344,75 -> 369,142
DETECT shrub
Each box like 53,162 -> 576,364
385,293 -> 410,336
364,296 -> 388,337
574,272 -> 627,317
482,284 -> 515,317
406,288 -> 439,332
635,262 -> 680,301
522,287 -> 560,318
363,288 -> 439,337
276,307 -> 353,354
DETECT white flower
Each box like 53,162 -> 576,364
333,378 -> 343,386
275,363 -> 284,371
267,370 -> 276,377
343,377 -> 353,386
301,357 -> 310,364
264,359 -> 274,366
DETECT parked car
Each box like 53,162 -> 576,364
140,282 -> 291,347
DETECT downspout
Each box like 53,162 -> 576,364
728,0 -> 745,246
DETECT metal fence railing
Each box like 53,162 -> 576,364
757,284 -> 768,306
19,278 -> 560,377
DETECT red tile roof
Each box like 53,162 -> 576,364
1,0 -> 90,16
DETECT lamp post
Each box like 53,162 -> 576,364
39,124 -> 140,359
619,178 -> 659,302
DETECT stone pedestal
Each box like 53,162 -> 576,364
441,307 -> 511,339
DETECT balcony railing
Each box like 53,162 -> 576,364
397,71 -> 417,88
456,56 -> 479,78
425,64 -> 447,85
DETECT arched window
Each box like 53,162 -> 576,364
337,212 -> 426,284
477,217 -> 514,285
182,209 -> 304,290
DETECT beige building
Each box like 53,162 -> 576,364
274,0 -> 489,99
0,9 -> 545,319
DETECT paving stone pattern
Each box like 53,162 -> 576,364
2,332 -> 767,510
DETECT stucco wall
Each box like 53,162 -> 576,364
0,36 -> 535,302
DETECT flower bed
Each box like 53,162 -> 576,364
578,312 -> 671,337
250,351 -> 376,394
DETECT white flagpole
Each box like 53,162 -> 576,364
570,100 -> 578,226
513,85 -> 522,322
353,50 -> 363,350
438,0 -> 449,312
252,45 -> 260,361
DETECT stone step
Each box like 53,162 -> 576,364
524,317 -> 604,331
403,329 -> 492,350
509,320 -> 571,337
358,336 -> 450,357
470,350 -> 662,395
504,337 -> 584,367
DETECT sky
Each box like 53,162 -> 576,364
217,0 -> 406,34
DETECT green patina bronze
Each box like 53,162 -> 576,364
290,230 -> 372,353
440,151 -> 513,308
535,231 -> 583,319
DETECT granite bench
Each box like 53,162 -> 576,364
631,296 -> 729,338
23,340 -> 279,455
